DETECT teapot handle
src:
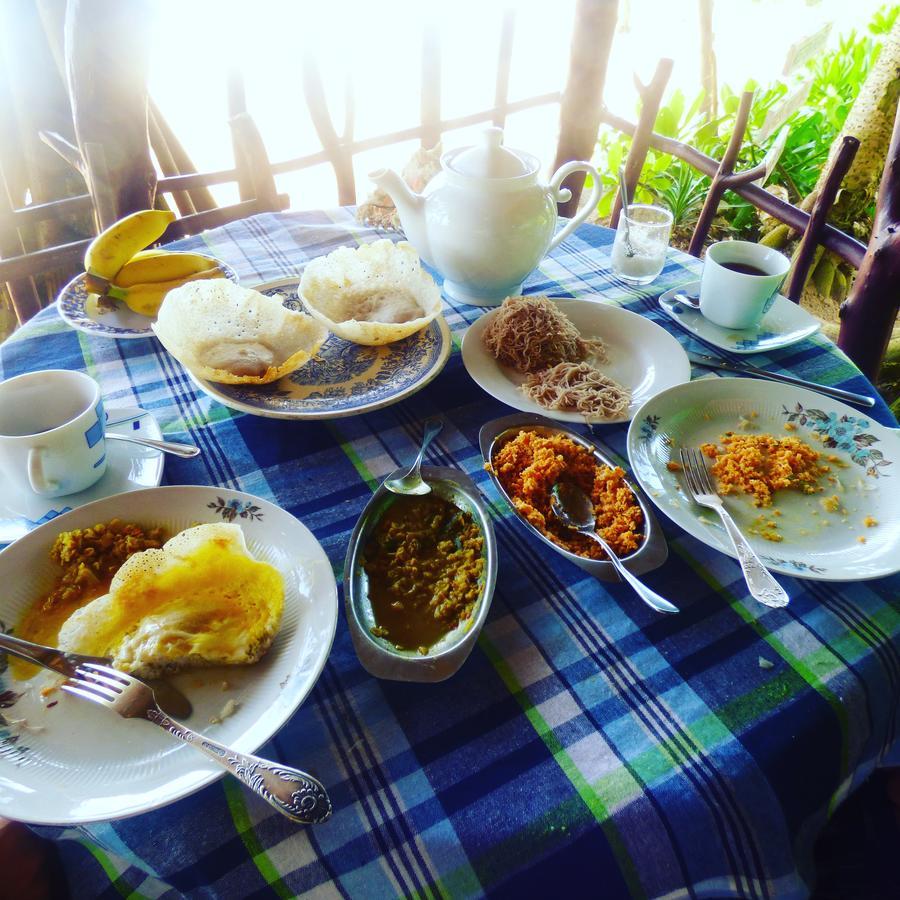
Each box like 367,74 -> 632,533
547,161 -> 603,252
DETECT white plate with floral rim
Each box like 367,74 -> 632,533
185,278 -> 452,419
0,408 -> 165,547
626,378 -> 900,581
658,281 -> 820,355
0,485 -> 337,824
461,297 -> 691,424
57,259 -> 239,340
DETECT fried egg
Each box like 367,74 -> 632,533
300,240 -> 442,345
152,280 -> 328,384
57,523 -> 284,679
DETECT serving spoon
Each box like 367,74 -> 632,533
384,418 -> 443,495
550,482 -> 678,615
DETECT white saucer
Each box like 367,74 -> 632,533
0,407 -> 165,545
659,281 -> 820,354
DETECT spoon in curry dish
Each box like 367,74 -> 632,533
384,418 -> 443,496
550,482 -> 678,615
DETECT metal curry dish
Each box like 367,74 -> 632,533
361,493 -> 484,654
344,466 -> 497,682
479,413 -> 668,582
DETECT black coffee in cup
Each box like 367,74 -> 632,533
719,261 -> 768,276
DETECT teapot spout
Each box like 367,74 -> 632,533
369,168 -> 433,266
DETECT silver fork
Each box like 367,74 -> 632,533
679,448 -> 789,608
62,663 -> 332,825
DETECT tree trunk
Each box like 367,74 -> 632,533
699,0 -> 717,122
65,0 -> 156,227
765,19 -> 900,324
553,0 -> 619,217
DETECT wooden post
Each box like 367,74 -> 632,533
610,58 -> 673,227
783,135 -> 858,302
687,90 -> 753,256
553,0 -> 619,217
420,19 -> 442,151
492,9 -> 516,129
698,0 -> 717,121
838,104 -> 900,380
65,0 -> 156,227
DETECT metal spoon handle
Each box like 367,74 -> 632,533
106,432 -> 200,459
586,530 -> 678,614
410,418 -> 443,472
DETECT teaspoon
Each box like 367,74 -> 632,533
550,482 -> 678,615
106,432 -> 201,459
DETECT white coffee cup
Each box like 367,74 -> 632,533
699,240 -> 791,330
0,370 -> 107,498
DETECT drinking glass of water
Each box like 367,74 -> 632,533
610,204 -> 673,285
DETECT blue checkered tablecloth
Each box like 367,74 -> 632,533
3,210 -> 899,899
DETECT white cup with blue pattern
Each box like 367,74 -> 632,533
0,369 -> 107,498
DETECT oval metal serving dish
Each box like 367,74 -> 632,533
344,465 -> 497,682
479,413 -> 667,581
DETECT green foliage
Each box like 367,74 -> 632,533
594,4 -> 896,240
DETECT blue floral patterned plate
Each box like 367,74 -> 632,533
659,281 -> 820,355
57,259 -> 239,340
187,279 -> 452,419
627,378 -> 900,582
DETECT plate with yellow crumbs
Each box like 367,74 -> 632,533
627,378 -> 900,581
0,486 -> 337,824
461,297 -> 690,424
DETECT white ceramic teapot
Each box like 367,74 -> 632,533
369,128 -> 601,306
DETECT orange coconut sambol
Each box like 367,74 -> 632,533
487,430 -> 643,560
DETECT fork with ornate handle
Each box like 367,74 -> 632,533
62,662 -> 332,825
679,448 -> 789,608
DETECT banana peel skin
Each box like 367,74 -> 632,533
106,268 -> 225,317
83,209 -> 175,282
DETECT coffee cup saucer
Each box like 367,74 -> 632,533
658,280 -> 821,355
0,407 -> 165,546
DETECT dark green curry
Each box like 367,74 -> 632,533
362,494 -> 484,654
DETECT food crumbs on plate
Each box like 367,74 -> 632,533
821,494 -> 841,513
784,422 -> 797,432
864,516 -> 878,527
749,514 -> 782,543
666,461 -> 683,472
699,433 -> 828,507
209,698 -> 239,725
858,536 -> 867,544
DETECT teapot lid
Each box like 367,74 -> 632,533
447,127 -> 535,178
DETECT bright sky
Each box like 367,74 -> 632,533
148,0 -> 884,210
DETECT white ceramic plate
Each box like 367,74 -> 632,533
57,260 -> 239,340
627,378 -> 900,581
461,297 -> 691,424
659,281 -> 821,354
0,485 -> 338,824
187,279 -> 452,419
0,408 -> 165,546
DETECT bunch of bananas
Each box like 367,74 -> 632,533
83,209 -> 226,317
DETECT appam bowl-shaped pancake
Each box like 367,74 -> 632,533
152,280 -> 328,384
300,240 -> 443,346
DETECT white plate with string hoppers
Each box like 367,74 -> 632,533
461,297 -> 691,424
626,378 -> 900,581
0,485 -> 338,824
